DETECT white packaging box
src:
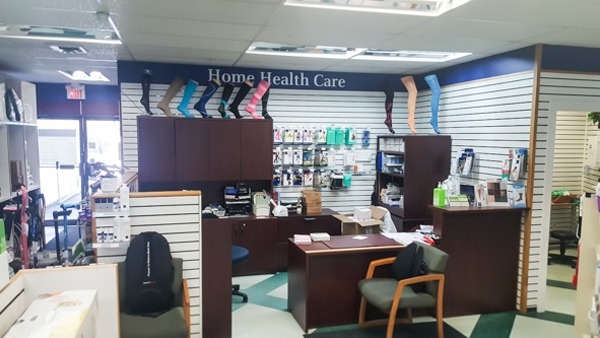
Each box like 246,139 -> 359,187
353,207 -> 372,220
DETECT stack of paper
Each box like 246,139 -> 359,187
310,232 -> 331,242
294,234 -> 312,244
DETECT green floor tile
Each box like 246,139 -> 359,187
469,311 -> 516,338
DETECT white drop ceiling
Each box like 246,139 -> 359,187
0,0 -> 599,85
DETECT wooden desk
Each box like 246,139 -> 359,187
431,206 -> 526,316
287,234 -> 404,332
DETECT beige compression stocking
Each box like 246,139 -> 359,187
401,76 -> 417,134
157,76 -> 185,116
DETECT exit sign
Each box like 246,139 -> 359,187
66,84 -> 85,100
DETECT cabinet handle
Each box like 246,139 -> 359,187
241,223 -> 245,235
304,218 -> 316,222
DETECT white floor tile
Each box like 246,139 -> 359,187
509,315 -> 574,338
444,314 -> 480,337
232,303 -> 305,338
267,284 -> 288,299
233,274 -> 272,290
545,286 -> 576,314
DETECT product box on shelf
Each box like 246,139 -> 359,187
334,206 -> 387,235
301,189 -> 322,213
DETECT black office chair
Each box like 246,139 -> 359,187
232,245 -> 249,303
548,230 -> 578,267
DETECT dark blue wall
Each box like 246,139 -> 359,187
541,45 -> 600,73
36,83 -> 120,119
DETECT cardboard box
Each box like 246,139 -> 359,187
302,188 -> 322,213
334,206 -> 388,235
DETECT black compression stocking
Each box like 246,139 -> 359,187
262,87 -> 272,119
228,80 -> 252,119
140,69 -> 152,115
217,82 -> 234,119
382,82 -> 395,134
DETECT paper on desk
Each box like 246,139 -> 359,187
381,232 -> 424,245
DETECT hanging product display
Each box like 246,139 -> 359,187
381,81 -> 395,134
283,128 -> 294,144
326,126 -> 336,145
273,170 -> 281,187
140,69 -> 152,115
245,80 -> 270,119
228,80 -> 253,119
315,127 -> 327,144
362,127 -> 370,147
294,128 -> 303,144
302,127 -> 313,144
302,148 -> 314,166
273,147 -> 282,165
345,127 -> 356,145
217,82 -> 235,119
157,76 -> 184,116
193,78 -> 221,118
177,79 -> 199,118
424,74 -> 441,134
261,87 -> 272,120
303,169 -> 314,186
293,147 -> 303,165
401,75 -> 417,134
273,127 -> 282,144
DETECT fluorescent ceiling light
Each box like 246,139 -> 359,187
284,0 -> 472,16
59,70 -> 110,82
246,42 -> 470,63
352,49 -> 471,62
247,42 -> 366,59
0,21 -> 121,45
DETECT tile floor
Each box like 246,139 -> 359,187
231,249 -> 578,338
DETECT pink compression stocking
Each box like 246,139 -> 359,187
245,80 -> 270,119
401,76 -> 417,134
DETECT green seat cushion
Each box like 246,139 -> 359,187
120,306 -> 188,338
358,278 -> 436,313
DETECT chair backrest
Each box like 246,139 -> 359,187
118,257 -> 184,310
414,241 -> 449,297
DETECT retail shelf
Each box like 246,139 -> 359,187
92,242 -> 130,249
93,211 -> 129,218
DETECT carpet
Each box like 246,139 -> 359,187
305,322 -> 466,338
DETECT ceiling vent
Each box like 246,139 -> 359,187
50,45 -> 87,55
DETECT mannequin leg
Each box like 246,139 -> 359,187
177,79 -> 199,118
401,76 -> 417,134
140,69 -> 152,115
228,80 -> 253,119
193,79 -> 221,118
382,81 -> 395,134
262,87 -> 272,120
425,74 -> 441,134
157,77 -> 185,116
217,82 -> 234,119
245,80 -> 270,119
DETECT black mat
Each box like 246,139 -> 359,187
305,322 -> 466,338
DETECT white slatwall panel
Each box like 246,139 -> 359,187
583,123 -> 600,193
120,82 -> 412,213
550,111 -> 585,233
94,193 -> 202,338
419,71 -> 535,309
536,71 -> 600,311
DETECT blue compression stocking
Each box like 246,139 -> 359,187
424,74 -> 441,134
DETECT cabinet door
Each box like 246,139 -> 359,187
137,116 -> 175,182
208,120 -> 241,180
175,119 -> 209,181
239,120 -> 273,180
232,218 -> 277,275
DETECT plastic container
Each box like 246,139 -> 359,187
335,128 -> 344,145
433,182 -> 446,207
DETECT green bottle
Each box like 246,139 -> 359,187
433,182 -> 446,207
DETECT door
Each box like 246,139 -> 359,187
37,119 -> 81,218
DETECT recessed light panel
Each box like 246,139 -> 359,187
59,70 -> 110,82
0,23 -> 121,45
284,0 -> 473,16
246,42 -> 366,59
353,49 -> 472,62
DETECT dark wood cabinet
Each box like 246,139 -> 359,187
275,209 -> 341,271
375,135 -> 451,231
137,117 -> 273,184
231,218 -> 277,275
137,116 -> 176,183
240,120 -> 273,180
175,119 -> 209,181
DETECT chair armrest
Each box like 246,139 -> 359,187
364,257 -> 396,279
182,279 -> 190,338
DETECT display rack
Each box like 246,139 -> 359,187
375,135 -> 451,231
0,78 -> 40,202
